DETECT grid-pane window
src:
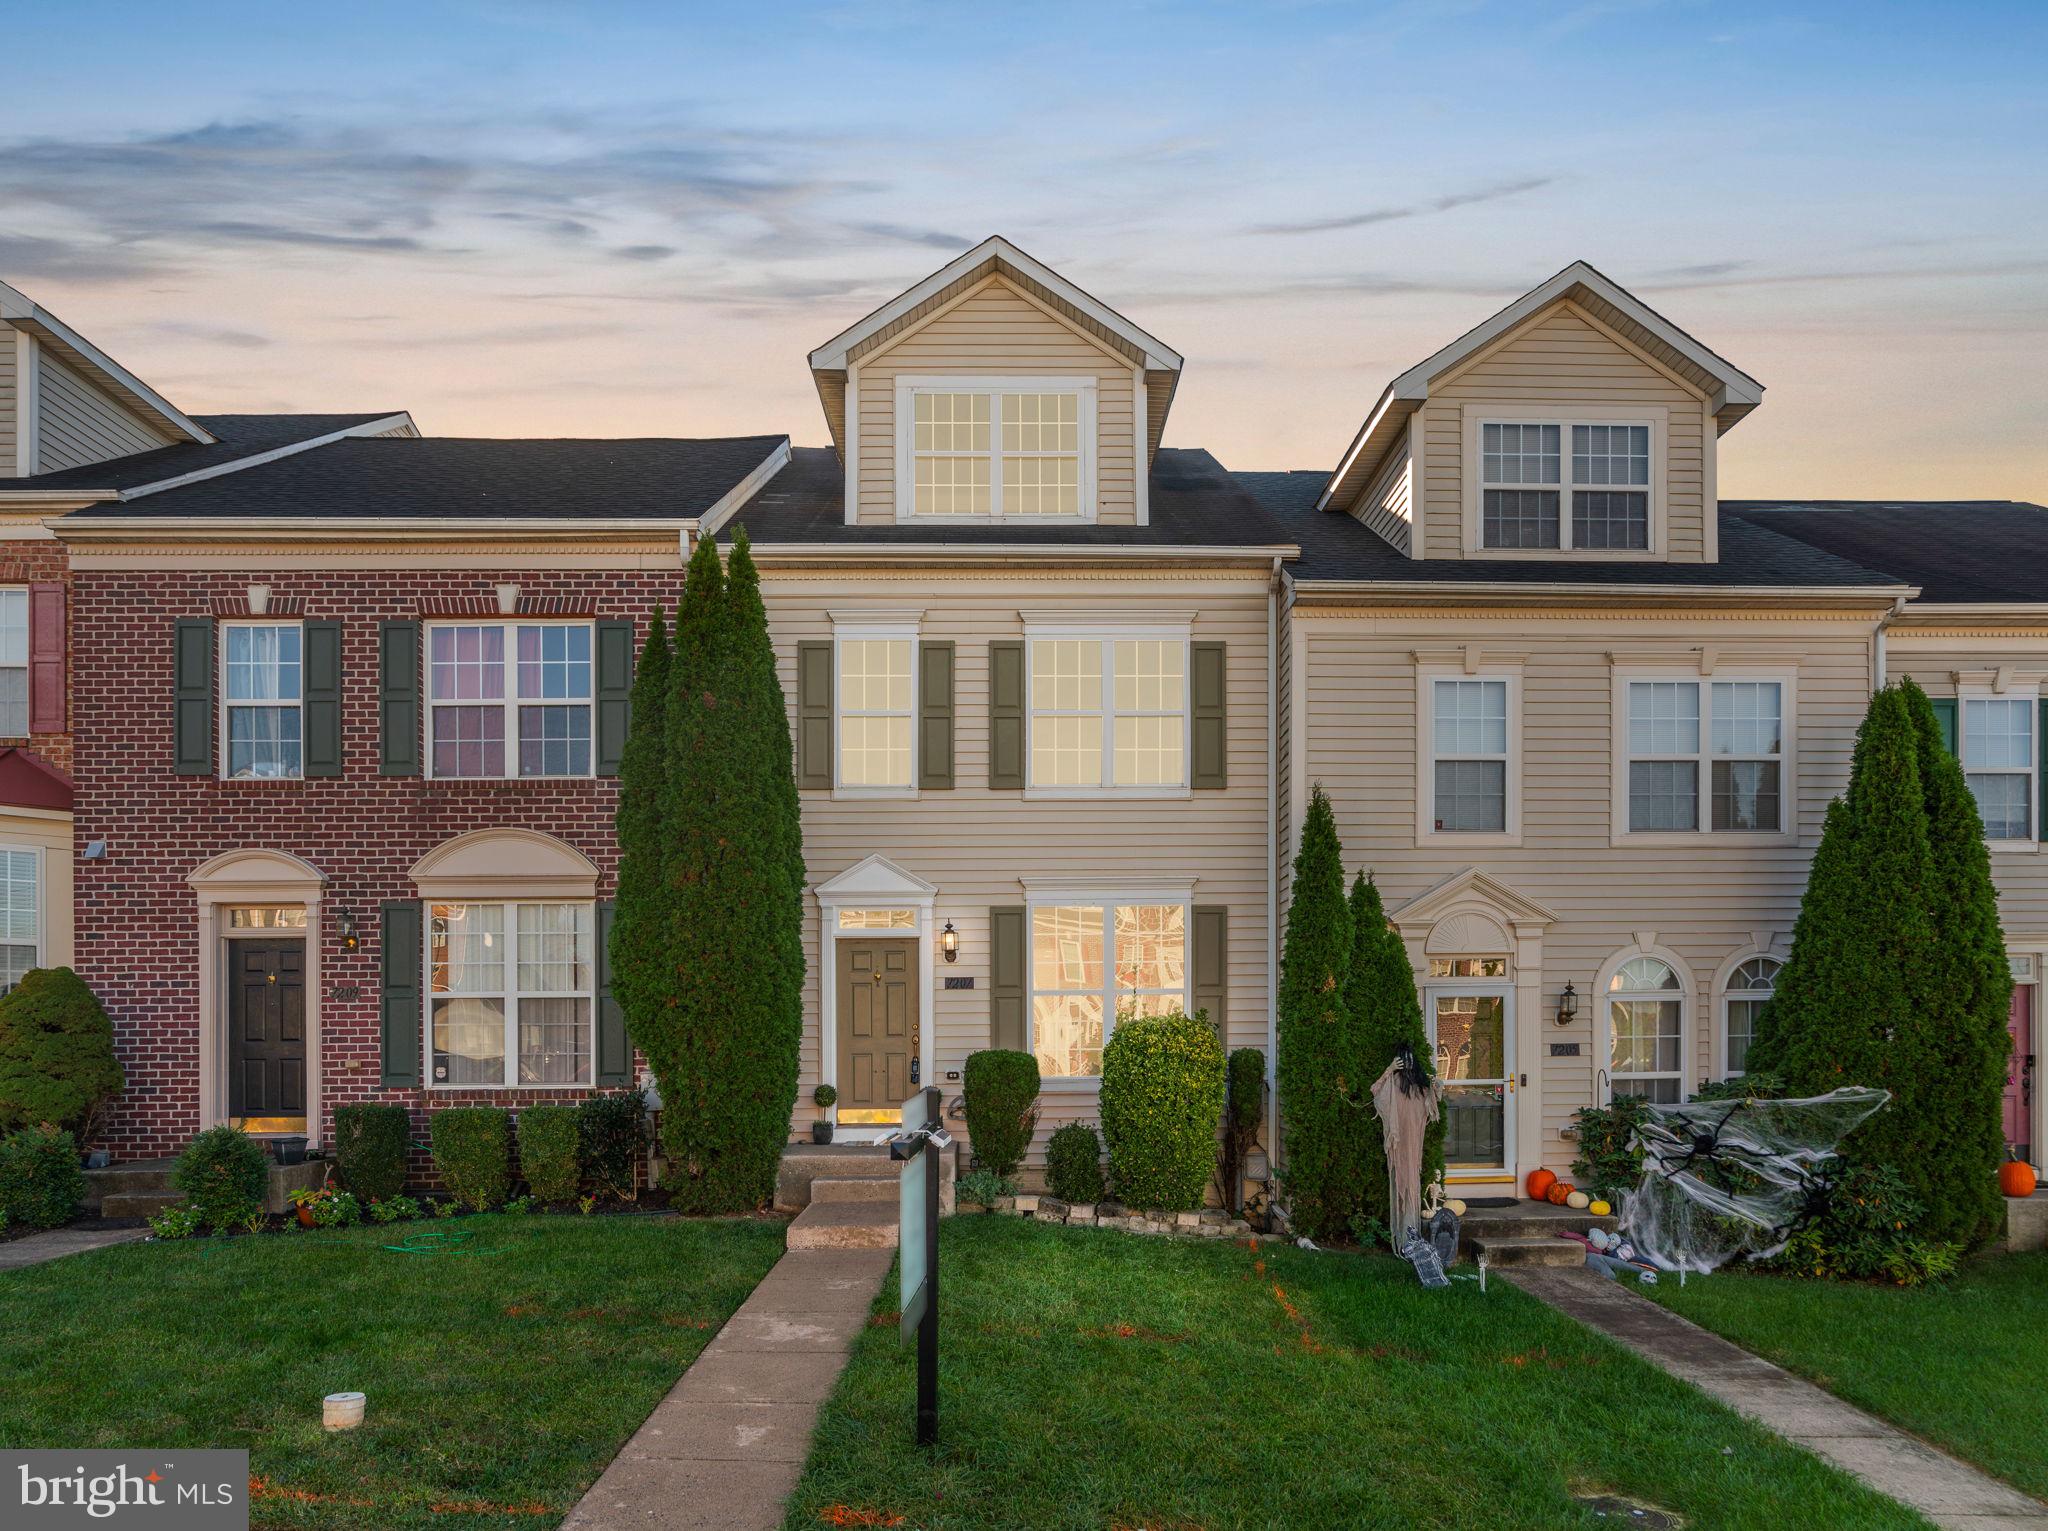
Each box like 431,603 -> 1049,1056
0,849 -> 36,993
1628,680 -> 1784,834
1609,956 -> 1683,1103
1030,640 -> 1105,787
1000,393 -> 1080,516
1628,682 -> 1700,831
1964,698 -> 2034,841
911,392 -> 991,516
838,638 -> 913,788
1723,956 -> 1781,1076
1112,640 -> 1184,787
1481,423 -> 1561,549
909,388 -> 1084,517
0,591 -> 26,737
1481,420 -> 1653,551
1031,902 -> 1187,1079
1571,425 -> 1649,549
1029,638 -> 1188,790
1432,679 -> 1507,832
430,901 -> 593,1087
1710,682 -> 1782,831
222,623 -> 303,779
429,624 -> 593,779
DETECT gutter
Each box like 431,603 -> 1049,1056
746,542 -> 1301,565
1265,554 -> 1281,1158
1290,578 -> 1916,607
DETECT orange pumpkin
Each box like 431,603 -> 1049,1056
1545,1181 -> 1573,1206
2000,1156 -> 2038,1199
1526,1169 -> 1557,1201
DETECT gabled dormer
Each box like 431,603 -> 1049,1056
1316,261 -> 1764,563
807,236 -> 1183,527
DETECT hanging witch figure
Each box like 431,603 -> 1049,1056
1369,1043 -> 1446,1279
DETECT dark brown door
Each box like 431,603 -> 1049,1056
230,939 -> 306,1119
837,940 -> 916,1125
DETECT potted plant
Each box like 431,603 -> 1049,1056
812,1084 -> 837,1144
288,1185 -> 327,1228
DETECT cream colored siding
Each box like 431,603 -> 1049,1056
0,330 -> 15,473
852,277 -> 1139,525
0,812 -> 73,973
36,352 -> 174,472
1354,429 -> 1412,554
1420,302 -> 1710,562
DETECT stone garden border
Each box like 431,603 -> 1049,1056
984,1193 -> 1259,1239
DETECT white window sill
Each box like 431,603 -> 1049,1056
423,776 -> 599,785
1467,547 -> 1667,561
1611,829 -> 1797,849
1024,786 -> 1192,802
892,514 -> 1097,527
1036,1076 -> 1102,1092
1988,838 -> 2040,855
832,787 -> 920,801
426,1082 -> 598,1092
1419,830 -> 1522,849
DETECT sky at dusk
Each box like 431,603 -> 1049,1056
4,0 -> 2044,500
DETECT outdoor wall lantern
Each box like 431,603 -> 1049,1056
337,906 -> 360,953
941,921 -> 959,963
1555,981 -> 1579,1027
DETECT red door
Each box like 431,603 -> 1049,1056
2007,984 -> 2034,1161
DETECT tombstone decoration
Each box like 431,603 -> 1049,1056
1400,1236 -> 1450,1289
1426,1206 -> 1461,1270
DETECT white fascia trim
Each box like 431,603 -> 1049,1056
1314,384 -> 1401,512
1292,579 -> 1913,603
807,235 -> 1183,373
52,515 -> 713,539
695,437 -> 795,538
119,413 -> 418,500
0,281 -> 214,444
1896,601 -> 2048,619
751,543 -> 1300,564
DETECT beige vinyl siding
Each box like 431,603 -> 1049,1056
36,351 -> 175,472
1420,301 -> 1710,562
852,276 -> 1140,525
0,811 -> 72,972
1354,428 -> 1412,555
0,329 -> 15,473
764,568 -> 1273,1168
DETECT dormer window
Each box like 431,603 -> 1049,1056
1477,417 -> 1655,552
896,376 -> 1096,520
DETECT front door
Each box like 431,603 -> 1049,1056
1425,984 -> 1515,1186
2008,983 -> 2034,1162
229,938 -> 306,1128
837,939 -> 917,1127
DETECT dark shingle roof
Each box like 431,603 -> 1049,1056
0,413 -> 404,493
731,446 -> 1292,548
68,434 -> 790,520
1723,501 -> 2048,604
1234,470 -> 1906,590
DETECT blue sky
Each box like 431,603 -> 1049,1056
4,0 -> 2043,497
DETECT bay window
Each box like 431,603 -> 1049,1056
428,901 -> 593,1087
428,623 -> 593,779
899,377 -> 1094,520
1030,901 -> 1188,1080
1623,677 -> 1786,834
222,622 -> 303,779
1029,636 -> 1187,791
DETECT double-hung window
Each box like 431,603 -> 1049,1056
428,623 -> 593,779
1030,901 -> 1188,1080
222,622 -> 303,779
1479,419 -> 1653,551
0,591 -> 26,736
1962,696 -> 2035,842
1028,636 -> 1187,791
899,377 -> 1094,520
1429,677 -> 1512,834
837,633 -> 915,790
1722,956 -> 1781,1076
428,901 -> 594,1086
1624,678 -> 1786,834
0,847 -> 37,992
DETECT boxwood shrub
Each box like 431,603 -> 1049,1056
0,1124 -> 86,1230
1044,1121 -> 1105,1204
332,1103 -> 412,1203
578,1089 -> 644,1200
1100,1011 -> 1226,1212
518,1105 -> 582,1202
962,1049 -> 1039,1177
0,967 -> 125,1141
172,1125 -> 269,1230
429,1107 -> 511,1211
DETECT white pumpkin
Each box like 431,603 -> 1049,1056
1445,1198 -> 1467,1217
1565,1190 -> 1590,1210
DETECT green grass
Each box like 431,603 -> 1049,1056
1650,1252 -> 2048,1501
784,1217 -> 1929,1531
0,1213 -> 785,1529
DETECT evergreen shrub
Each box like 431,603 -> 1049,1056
578,1090 -> 645,1200
1100,1011 -> 1225,1212
429,1107 -> 511,1211
0,967 -> 124,1141
172,1125 -> 268,1231
1044,1122 -> 1105,1203
517,1105 -> 582,1202
963,1049 -> 1039,1177
332,1103 -> 411,1203
0,1124 -> 85,1230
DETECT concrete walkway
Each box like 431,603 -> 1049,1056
562,1247 -> 892,1531
0,1224 -> 146,1272
1509,1267 -> 2048,1530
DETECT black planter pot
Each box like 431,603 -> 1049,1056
273,1135 -> 309,1166
811,1120 -> 834,1145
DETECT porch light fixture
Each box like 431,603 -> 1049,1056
1555,981 -> 1579,1027
941,921 -> 959,963
336,906 -> 360,952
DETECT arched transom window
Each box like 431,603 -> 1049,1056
1608,955 -> 1684,1102
1722,957 -> 1782,1077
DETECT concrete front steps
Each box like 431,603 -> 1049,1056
778,1141 -> 956,1252
1461,1202 -> 1619,1268
83,1157 -> 327,1220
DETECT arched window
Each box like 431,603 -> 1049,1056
1608,955 -> 1684,1102
1722,956 -> 1782,1077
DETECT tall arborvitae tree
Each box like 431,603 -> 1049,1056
609,607 -> 672,1082
1276,786 -> 1356,1239
1344,872 -> 1441,1231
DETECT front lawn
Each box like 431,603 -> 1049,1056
1651,1252 -> 2048,1501
0,1213 -> 785,1529
784,1217 -> 1927,1530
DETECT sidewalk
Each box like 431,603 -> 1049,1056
0,1224 -> 146,1272
562,1246 -> 892,1531
1509,1266 -> 2048,1531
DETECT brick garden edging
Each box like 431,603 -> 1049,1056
985,1194 -> 1259,1239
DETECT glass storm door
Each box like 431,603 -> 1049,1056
2008,981 -> 2034,1162
1426,985 -> 1514,1182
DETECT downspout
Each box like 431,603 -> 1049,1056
1874,595 -> 1905,691
1266,555 -> 1282,1176
680,520 -> 700,561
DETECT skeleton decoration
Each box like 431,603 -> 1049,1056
1618,1086 -> 1890,1274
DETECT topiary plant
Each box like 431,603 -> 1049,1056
962,1049 -> 1039,1177
332,1103 -> 411,1203
0,1124 -> 86,1229
1101,1011 -> 1226,1212
172,1125 -> 269,1231
1044,1121 -> 1105,1203
0,967 -> 125,1142
517,1105 -> 582,1203
577,1090 -> 644,1201
429,1107 -> 511,1211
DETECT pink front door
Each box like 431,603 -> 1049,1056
2007,984 -> 2034,1159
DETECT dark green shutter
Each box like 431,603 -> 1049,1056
595,620 -> 634,777
2039,699 -> 2047,842
1931,697 -> 1958,755
595,899 -> 629,1084
1193,905 -> 1228,1038
1191,640 -> 1227,789
379,621 -> 421,777
990,906 -> 1026,1051
302,620 -> 343,777
173,619 -> 214,775
919,640 -> 955,789
379,900 -> 423,1087
797,640 -> 833,790
989,640 -> 1025,789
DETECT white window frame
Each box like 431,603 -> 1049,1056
0,842 -> 42,994
1464,407 -> 1665,557
0,588 -> 28,739
424,620 -> 596,782
1597,945 -> 1693,1105
219,619 -> 305,781
893,374 -> 1099,523
832,615 -> 921,800
1022,617 -> 1193,799
1023,886 -> 1194,1090
1416,666 -> 1522,846
1958,684 -> 2041,853
1610,670 -> 1795,843
425,899 -> 596,1090
1716,951 -> 1783,1079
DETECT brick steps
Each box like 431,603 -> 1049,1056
786,1199 -> 899,1251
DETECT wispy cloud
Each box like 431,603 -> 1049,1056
147,321 -> 273,349
1246,177 -> 1555,236
611,243 -> 679,261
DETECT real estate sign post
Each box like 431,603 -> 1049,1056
892,1086 -> 947,1447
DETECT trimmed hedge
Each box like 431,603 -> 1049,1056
1218,1047 -> 1264,1213
1101,1011 -> 1226,1212
172,1125 -> 269,1231
578,1090 -> 644,1200
0,967 -> 124,1141
332,1104 -> 411,1203
429,1107 -> 511,1211
963,1049 -> 1039,1177
518,1105 -> 582,1203
0,1124 -> 85,1230
1044,1121 -> 1105,1204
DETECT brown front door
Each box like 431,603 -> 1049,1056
837,939 -> 916,1125
230,938 -> 306,1122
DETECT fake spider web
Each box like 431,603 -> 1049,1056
1617,1086 -> 1890,1274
